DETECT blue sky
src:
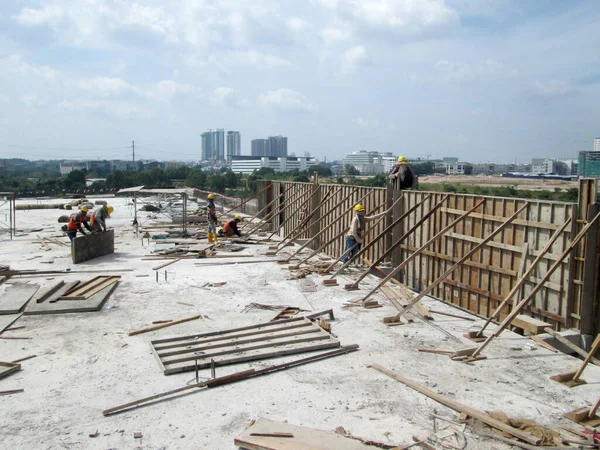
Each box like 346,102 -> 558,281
0,0 -> 598,163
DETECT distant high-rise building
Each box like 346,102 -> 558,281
251,139 -> 269,157
267,136 -> 288,157
201,129 -> 224,161
594,137 -> 600,152
226,131 -> 241,161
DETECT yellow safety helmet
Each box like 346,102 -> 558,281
397,156 -> 407,164
208,193 -> 215,199
107,205 -> 114,215
354,204 -> 365,212
235,215 -> 242,221
80,207 -> 89,213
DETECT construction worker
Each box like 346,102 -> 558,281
389,156 -> 418,190
207,193 -> 218,243
66,207 -> 92,242
343,204 -> 389,263
90,205 -> 113,232
218,215 -> 242,238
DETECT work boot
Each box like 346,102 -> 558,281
213,234 -> 218,244
207,232 -> 213,243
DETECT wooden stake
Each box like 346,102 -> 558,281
128,315 -> 202,336
476,217 -> 571,337
371,364 -> 541,446
221,183 -> 271,217
469,210 -> 600,359
381,202 -> 527,322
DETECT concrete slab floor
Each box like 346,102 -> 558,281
0,197 -> 599,449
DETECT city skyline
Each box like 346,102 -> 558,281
0,1 -> 599,163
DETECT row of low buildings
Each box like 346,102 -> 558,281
230,156 -> 318,174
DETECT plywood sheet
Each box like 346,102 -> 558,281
235,418 -> 375,450
0,283 -> 39,314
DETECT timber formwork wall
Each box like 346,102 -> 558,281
256,179 -> 599,334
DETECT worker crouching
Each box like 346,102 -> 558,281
65,207 -> 92,242
90,205 -> 113,232
218,215 -> 242,238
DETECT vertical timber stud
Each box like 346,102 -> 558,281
264,181 -> 272,222
578,178 -> 598,334
310,172 -> 321,249
581,203 -> 600,336
385,184 -> 393,263
392,177 -> 404,282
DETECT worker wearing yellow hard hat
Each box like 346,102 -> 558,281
90,204 -> 114,233
389,155 -> 418,190
343,203 -> 390,264
206,193 -> 218,243
218,215 -> 243,238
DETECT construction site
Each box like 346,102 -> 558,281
1,176 -> 600,450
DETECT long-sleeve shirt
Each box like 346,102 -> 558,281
347,211 -> 387,244
223,219 -> 241,237
91,206 -> 109,230
207,199 -> 217,222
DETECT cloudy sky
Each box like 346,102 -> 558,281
0,0 -> 599,163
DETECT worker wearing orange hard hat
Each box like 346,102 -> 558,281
389,155 -> 418,190
342,204 -> 389,263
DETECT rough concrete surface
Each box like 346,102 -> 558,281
1,197 -> 599,449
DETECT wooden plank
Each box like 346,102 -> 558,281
128,315 -> 202,336
235,418 -> 377,450
371,364 -> 541,446
544,328 -> 600,366
0,361 -> 21,379
25,282 -> 118,315
152,259 -> 181,271
529,335 -> 558,353
161,332 -> 334,366
572,333 -> 600,381
440,207 -> 561,230
153,322 -> 313,351
0,283 -> 40,314
511,314 -> 549,335
445,231 -> 523,254
58,277 -> 120,300
62,276 -> 115,296
157,327 -> 321,358
163,340 -> 341,375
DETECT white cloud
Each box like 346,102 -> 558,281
14,5 -> 63,28
287,17 -> 312,32
1,55 -> 59,80
259,88 -> 315,112
342,45 -> 367,73
354,117 -> 378,129
60,99 -> 155,119
21,94 -> 47,109
321,25 -> 353,45
317,0 -> 458,34
72,76 -> 137,96
120,3 -> 178,43
434,58 -> 504,82
238,50 -> 291,68
145,80 -> 202,100
211,87 -> 236,106
532,80 -> 575,97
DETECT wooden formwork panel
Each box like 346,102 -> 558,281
257,181 -> 586,330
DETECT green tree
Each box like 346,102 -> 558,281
345,165 -> 360,176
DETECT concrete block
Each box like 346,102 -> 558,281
72,230 -> 115,264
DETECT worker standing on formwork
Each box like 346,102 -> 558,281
90,205 -> 113,232
389,155 -> 418,190
65,207 -> 92,242
207,193 -> 218,243
343,204 -> 389,264
218,215 -> 243,238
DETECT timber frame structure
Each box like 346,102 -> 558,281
255,177 -> 600,336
